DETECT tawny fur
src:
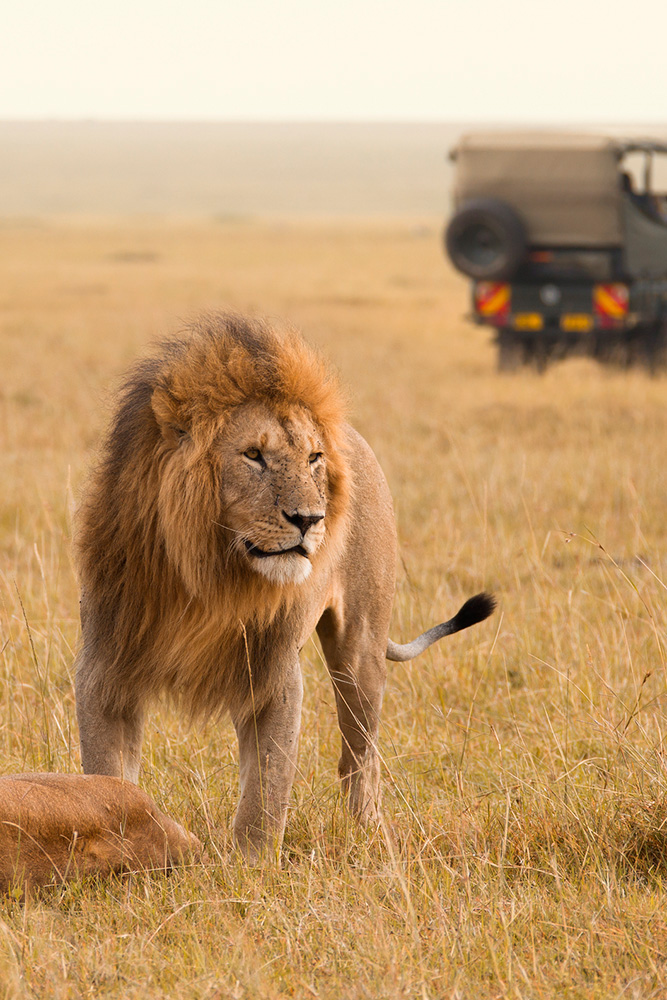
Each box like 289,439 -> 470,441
75,314 -> 350,725
75,313 -> 491,858
0,774 -> 202,894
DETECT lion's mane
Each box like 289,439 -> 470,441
75,314 -> 350,721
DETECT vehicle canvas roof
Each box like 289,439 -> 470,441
452,131 -> 623,246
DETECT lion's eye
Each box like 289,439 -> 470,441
244,448 -> 262,462
309,452 -> 323,465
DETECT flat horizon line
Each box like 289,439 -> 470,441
0,117 -> 666,128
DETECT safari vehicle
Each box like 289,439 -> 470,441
444,131 -> 667,371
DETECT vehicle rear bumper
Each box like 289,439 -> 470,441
470,280 -> 648,333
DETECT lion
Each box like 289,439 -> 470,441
74,313 -> 494,859
0,774 -> 201,893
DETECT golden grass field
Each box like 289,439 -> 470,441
2,215 -> 667,998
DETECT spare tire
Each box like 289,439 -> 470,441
445,198 -> 526,280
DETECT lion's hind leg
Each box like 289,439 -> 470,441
316,609 -> 387,825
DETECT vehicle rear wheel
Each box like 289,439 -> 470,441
639,322 -> 667,373
497,333 -> 556,373
528,339 -> 551,374
496,330 -> 524,372
593,333 -> 630,367
445,198 -> 526,281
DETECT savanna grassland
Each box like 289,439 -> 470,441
2,216 -> 667,999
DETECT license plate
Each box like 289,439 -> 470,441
561,313 -> 593,332
514,313 -> 543,331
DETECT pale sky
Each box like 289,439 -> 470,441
4,0 -> 667,122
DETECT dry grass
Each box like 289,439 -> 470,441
2,216 -> 667,998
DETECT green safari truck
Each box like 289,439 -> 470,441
444,132 -> 667,371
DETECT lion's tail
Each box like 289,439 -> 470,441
385,592 -> 496,662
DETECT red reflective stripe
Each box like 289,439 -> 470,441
594,284 -> 628,318
475,283 -> 510,316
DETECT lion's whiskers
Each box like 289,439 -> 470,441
211,520 -> 245,537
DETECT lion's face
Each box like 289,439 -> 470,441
96,319 -> 349,607
218,401 -> 328,585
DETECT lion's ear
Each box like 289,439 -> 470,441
151,387 -> 190,444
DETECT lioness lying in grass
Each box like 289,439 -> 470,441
0,773 -> 201,893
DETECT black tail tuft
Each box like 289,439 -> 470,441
453,592 -> 497,631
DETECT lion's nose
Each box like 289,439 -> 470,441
282,510 -> 324,535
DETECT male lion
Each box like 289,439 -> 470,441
75,313 -> 494,858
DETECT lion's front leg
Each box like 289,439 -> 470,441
75,653 -> 145,784
232,658 -> 303,861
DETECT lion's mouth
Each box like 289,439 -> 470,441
244,541 -> 309,560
